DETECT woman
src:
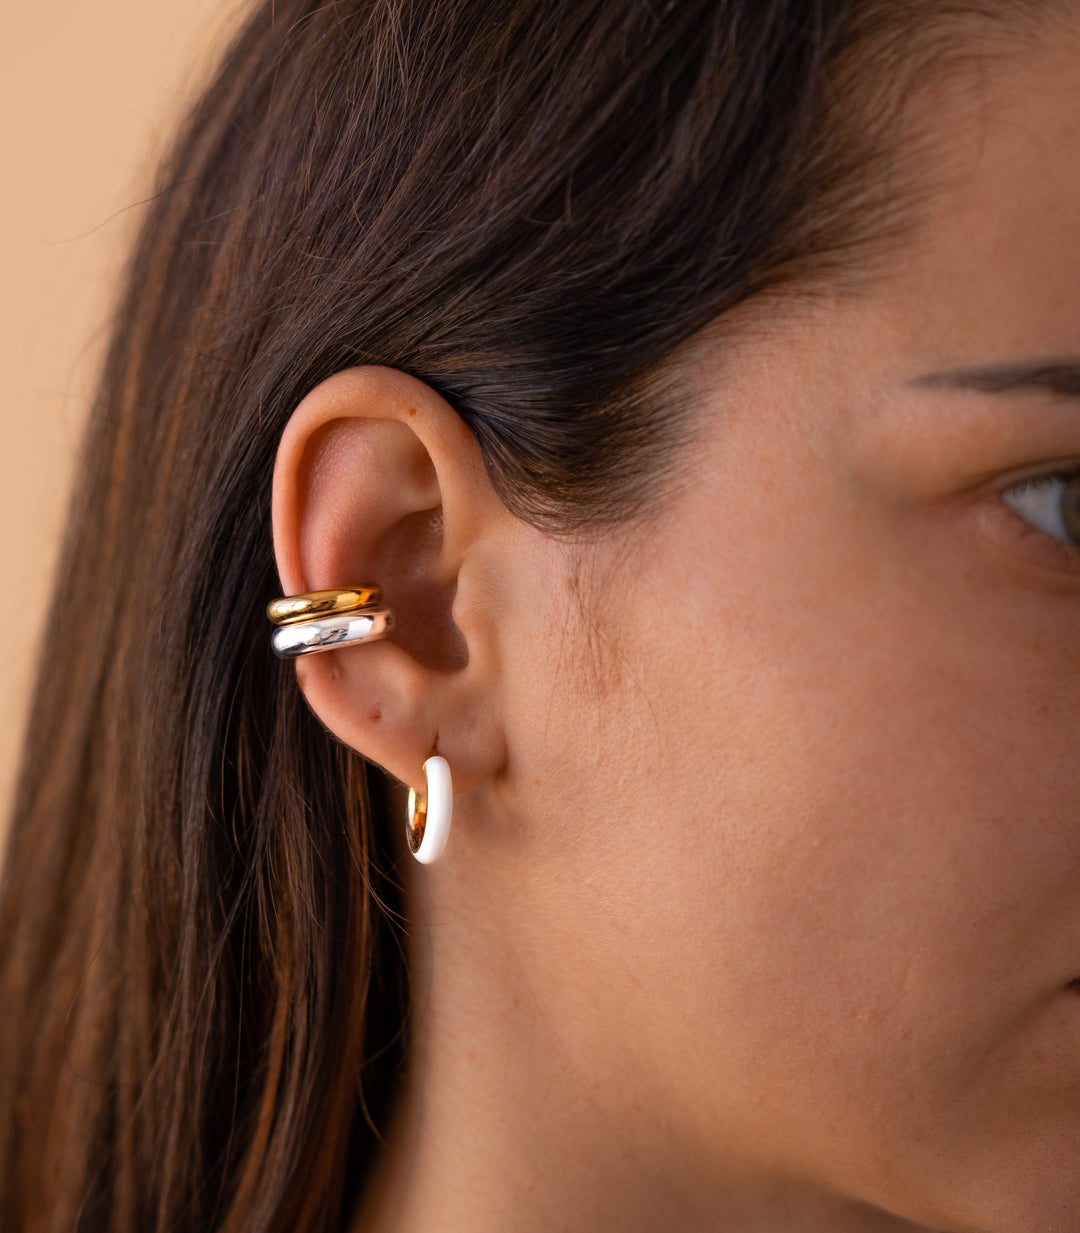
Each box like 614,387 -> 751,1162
2,0 -> 1078,1229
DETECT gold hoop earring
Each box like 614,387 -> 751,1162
406,756 -> 453,864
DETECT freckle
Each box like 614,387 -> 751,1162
408,407 -> 417,416
512,995 -> 521,1010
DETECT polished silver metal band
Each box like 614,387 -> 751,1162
269,608 -> 393,658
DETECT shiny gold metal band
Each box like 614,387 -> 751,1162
406,786 -> 428,854
266,585 -> 382,626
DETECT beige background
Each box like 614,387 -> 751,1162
0,1 -> 251,849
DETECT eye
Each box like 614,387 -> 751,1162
1002,469 -> 1080,546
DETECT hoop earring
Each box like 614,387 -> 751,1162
266,585 -> 393,658
406,755 -> 453,864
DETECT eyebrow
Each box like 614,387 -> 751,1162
911,360 -> 1080,399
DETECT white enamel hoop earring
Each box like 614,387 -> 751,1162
406,755 -> 453,864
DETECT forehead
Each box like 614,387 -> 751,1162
664,18 -> 1080,489
880,16 -> 1080,368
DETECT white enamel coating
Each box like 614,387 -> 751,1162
412,755 -> 453,864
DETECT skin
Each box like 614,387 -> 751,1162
271,18 -> 1080,1233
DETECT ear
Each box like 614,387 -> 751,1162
271,366 -> 520,801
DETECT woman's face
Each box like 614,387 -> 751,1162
493,21 -> 1080,1231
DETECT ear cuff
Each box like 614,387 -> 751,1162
266,585 -> 392,658
268,585 -> 453,863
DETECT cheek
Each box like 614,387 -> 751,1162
626,437 -> 1080,1000
572,460 -> 1080,1212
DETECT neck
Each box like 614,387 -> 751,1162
348,857 -> 935,1233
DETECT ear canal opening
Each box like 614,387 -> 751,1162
376,508 -> 469,673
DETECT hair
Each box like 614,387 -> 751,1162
0,1 -> 1057,1230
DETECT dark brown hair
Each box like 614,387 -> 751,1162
0,1 -> 1053,1230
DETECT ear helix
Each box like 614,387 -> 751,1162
267,584 -> 454,864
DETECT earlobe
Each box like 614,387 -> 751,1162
270,366 -> 513,807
